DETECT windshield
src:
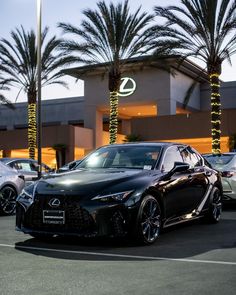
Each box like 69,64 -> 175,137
77,145 -> 162,170
204,154 -> 235,170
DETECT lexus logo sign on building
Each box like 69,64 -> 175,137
118,77 -> 136,97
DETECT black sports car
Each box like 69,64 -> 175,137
16,143 -> 223,244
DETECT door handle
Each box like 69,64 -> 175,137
188,174 -> 193,179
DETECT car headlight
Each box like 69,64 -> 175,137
92,190 -> 133,202
17,185 -> 34,202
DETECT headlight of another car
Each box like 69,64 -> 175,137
92,190 -> 133,202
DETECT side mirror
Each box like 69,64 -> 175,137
221,171 -> 234,178
169,162 -> 190,176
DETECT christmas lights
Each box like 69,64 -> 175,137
209,73 -> 220,78
109,91 -> 119,144
28,103 -> 37,159
210,72 -> 221,154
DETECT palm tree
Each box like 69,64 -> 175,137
58,0 -> 153,144
153,0 -> 236,154
0,26 -> 76,159
0,74 -> 14,108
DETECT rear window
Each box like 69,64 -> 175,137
204,154 -> 234,168
0,162 -> 13,172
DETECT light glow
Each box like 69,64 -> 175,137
28,103 -> 37,159
159,137 -> 229,154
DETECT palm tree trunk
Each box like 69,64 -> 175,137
109,70 -> 121,144
28,103 -> 37,159
109,90 -> 119,144
209,73 -> 221,154
27,90 -> 37,159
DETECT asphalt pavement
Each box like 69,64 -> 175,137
0,208 -> 236,295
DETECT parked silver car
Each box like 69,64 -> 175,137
0,158 -> 53,182
0,162 -> 25,215
203,153 -> 236,202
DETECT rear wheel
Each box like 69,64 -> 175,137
205,187 -> 222,223
0,186 -> 17,215
133,195 -> 162,245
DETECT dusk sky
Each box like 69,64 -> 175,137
1,0 -> 236,102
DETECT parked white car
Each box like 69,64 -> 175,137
0,162 -> 25,215
203,153 -> 236,202
0,158 -> 53,182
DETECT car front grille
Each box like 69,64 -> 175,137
24,194 -> 96,234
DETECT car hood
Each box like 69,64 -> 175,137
35,168 -> 157,197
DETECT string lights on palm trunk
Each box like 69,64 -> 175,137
109,91 -> 119,144
28,103 -> 37,159
210,73 -> 221,154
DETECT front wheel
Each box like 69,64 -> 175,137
133,195 -> 162,245
205,187 -> 222,223
0,186 -> 17,215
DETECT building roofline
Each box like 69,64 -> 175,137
64,55 -> 209,83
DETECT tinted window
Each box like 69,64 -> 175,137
179,147 -> 202,168
162,146 -> 183,172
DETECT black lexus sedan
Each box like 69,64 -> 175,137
16,143 -> 223,244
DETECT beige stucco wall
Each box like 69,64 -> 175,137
131,109 -> 236,141
74,126 -> 93,150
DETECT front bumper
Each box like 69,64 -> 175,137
16,196 -> 138,238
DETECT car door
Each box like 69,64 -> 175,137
160,146 -> 208,218
179,146 -> 209,211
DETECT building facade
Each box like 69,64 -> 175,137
0,57 -> 236,167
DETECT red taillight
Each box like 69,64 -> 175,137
221,171 -> 234,178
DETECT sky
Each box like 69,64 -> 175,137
0,0 -> 236,102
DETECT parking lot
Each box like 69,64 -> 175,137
0,207 -> 236,295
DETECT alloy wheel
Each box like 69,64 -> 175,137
140,197 -> 161,243
211,189 -> 222,222
0,186 -> 17,215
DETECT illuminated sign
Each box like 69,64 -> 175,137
118,77 -> 136,97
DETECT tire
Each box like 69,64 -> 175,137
0,186 -> 17,215
205,187 -> 222,223
133,195 -> 162,245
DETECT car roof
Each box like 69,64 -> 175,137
203,153 -> 236,156
101,142 -> 186,148
0,158 -> 37,162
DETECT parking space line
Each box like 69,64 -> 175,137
0,243 -> 236,266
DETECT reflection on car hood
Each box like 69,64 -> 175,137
36,168 -> 155,195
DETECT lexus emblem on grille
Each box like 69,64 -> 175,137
48,198 -> 61,208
